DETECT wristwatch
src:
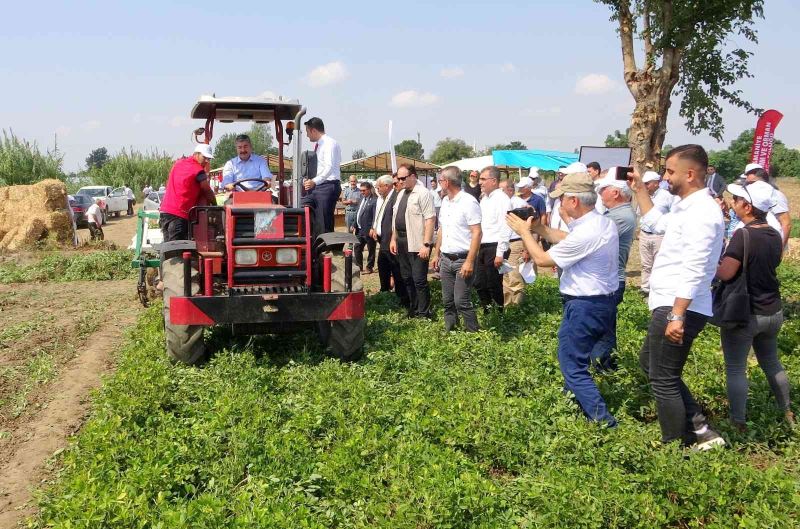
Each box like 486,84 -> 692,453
423,242 -> 434,249
666,312 -> 685,322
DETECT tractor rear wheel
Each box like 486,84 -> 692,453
161,256 -> 206,365
317,251 -> 365,361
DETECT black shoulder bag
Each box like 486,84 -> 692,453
710,227 -> 750,328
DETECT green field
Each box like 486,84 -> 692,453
32,267 -> 800,528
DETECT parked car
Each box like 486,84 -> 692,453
76,186 -> 128,223
142,191 -> 165,212
68,194 -> 95,228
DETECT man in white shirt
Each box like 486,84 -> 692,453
639,171 -> 674,295
302,117 -> 342,233
500,179 -> 529,306
475,166 -> 512,312
85,201 -> 104,241
430,178 -> 443,230
124,184 -> 135,216
631,144 -> 726,450
370,175 -> 409,307
745,166 -> 791,248
431,166 -> 482,332
507,171 -> 619,426
705,164 -> 724,198
222,134 -> 274,192
142,184 -> 153,197
530,170 -> 548,201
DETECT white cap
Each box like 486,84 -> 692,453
194,144 -> 214,159
529,169 -> 540,180
727,180 -> 775,212
563,162 -> 587,175
642,170 -> 661,183
744,162 -> 763,173
515,176 -> 534,189
594,168 -> 629,192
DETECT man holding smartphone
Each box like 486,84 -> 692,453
431,166 -> 482,332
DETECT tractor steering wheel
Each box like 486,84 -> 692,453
232,178 -> 271,192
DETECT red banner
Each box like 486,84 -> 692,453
750,109 -> 784,172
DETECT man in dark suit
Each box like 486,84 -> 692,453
371,174 -> 409,307
353,181 -> 377,273
706,165 -> 724,198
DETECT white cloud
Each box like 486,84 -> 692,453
132,113 -> 142,124
575,73 -> 616,95
81,120 -> 101,131
305,61 -> 348,87
440,66 -> 464,79
500,62 -> 517,74
55,125 -> 71,137
390,90 -> 439,108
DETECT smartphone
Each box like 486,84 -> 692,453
511,207 -> 539,221
617,166 -> 633,180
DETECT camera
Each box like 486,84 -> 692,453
510,207 -> 539,221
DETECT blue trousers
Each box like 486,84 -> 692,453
558,294 -> 617,425
302,180 -> 341,233
590,281 -> 626,369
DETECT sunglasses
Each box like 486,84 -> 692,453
397,176 -> 408,181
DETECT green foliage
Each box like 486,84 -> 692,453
605,129 -> 630,148
0,130 -> 64,186
31,269 -> 800,528
85,147 -> 109,170
429,137 -> 474,165
351,148 -> 367,160
0,250 -> 136,283
709,129 -> 800,180
86,148 -> 174,194
394,139 -> 424,160
212,124 -> 278,167
486,140 -> 528,153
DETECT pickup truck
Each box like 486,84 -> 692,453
76,186 -> 128,223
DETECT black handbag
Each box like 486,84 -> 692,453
710,228 -> 751,328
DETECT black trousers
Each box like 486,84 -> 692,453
355,234 -> 376,271
88,222 -> 104,241
159,212 -> 189,242
378,247 -> 409,307
127,198 -> 134,216
474,243 -> 505,310
639,306 -> 709,444
396,237 -> 431,317
301,180 -> 341,233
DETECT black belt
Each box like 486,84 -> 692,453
561,293 -> 615,302
442,251 -> 469,261
396,229 -> 407,237
510,237 -> 522,242
480,242 -> 498,248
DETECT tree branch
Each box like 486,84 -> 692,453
618,0 -> 638,77
643,0 -> 654,66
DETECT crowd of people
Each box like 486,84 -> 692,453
158,122 -> 794,451
346,146 -> 794,451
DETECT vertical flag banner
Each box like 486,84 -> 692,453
389,120 -> 398,174
750,109 -> 784,172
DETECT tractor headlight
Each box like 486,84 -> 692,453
234,249 -> 258,265
275,248 -> 298,264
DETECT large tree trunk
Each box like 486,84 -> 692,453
627,73 -> 674,172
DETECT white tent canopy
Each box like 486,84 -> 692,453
447,155 -> 494,172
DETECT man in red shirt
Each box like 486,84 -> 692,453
160,144 -> 217,241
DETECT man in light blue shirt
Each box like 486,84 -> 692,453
221,134 -> 273,191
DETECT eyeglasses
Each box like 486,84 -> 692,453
397,176 -> 407,181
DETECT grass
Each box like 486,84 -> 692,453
31,265 -> 800,528
0,250 -> 135,283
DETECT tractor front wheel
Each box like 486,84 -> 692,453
161,256 -> 206,365
316,251 -> 365,361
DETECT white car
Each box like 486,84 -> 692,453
76,186 -> 128,223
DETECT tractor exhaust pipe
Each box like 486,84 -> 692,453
291,106 -> 308,208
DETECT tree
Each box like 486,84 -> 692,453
708,129 -> 800,180
485,140 -> 528,153
212,123 -> 277,166
351,148 -> 367,160
604,130 -> 630,148
597,0 -> 764,171
86,147 -> 109,170
429,138 -> 474,165
394,139 -> 424,160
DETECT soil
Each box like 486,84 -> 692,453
76,213 -> 140,249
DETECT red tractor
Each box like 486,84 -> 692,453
159,95 -> 364,364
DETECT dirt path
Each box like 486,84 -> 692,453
75,213 -> 140,249
0,280 -> 140,528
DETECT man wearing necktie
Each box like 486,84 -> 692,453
371,174 -> 409,307
706,165 -> 724,198
302,117 -> 342,232
353,181 -> 377,274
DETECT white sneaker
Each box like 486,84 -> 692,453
692,429 -> 726,451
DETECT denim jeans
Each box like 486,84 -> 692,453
639,306 -> 709,444
590,281 -> 626,369
396,237 -> 431,317
558,294 -> 617,425
440,255 -> 479,332
721,311 -> 790,423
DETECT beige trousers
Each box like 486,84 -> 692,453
639,230 -> 664,293
503,239 -> 526,306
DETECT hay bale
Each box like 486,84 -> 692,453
0,179 -> 72,251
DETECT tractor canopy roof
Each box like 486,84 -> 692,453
191,94 -> 302,123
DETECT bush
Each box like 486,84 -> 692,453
0,130 -> 64,186
0,250 -> 136,283
32,266 -> 800,528
86,148 -> 174,195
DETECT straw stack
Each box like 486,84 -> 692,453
0,179 -> 74,251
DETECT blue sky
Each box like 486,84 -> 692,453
1,0 -> 797,174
